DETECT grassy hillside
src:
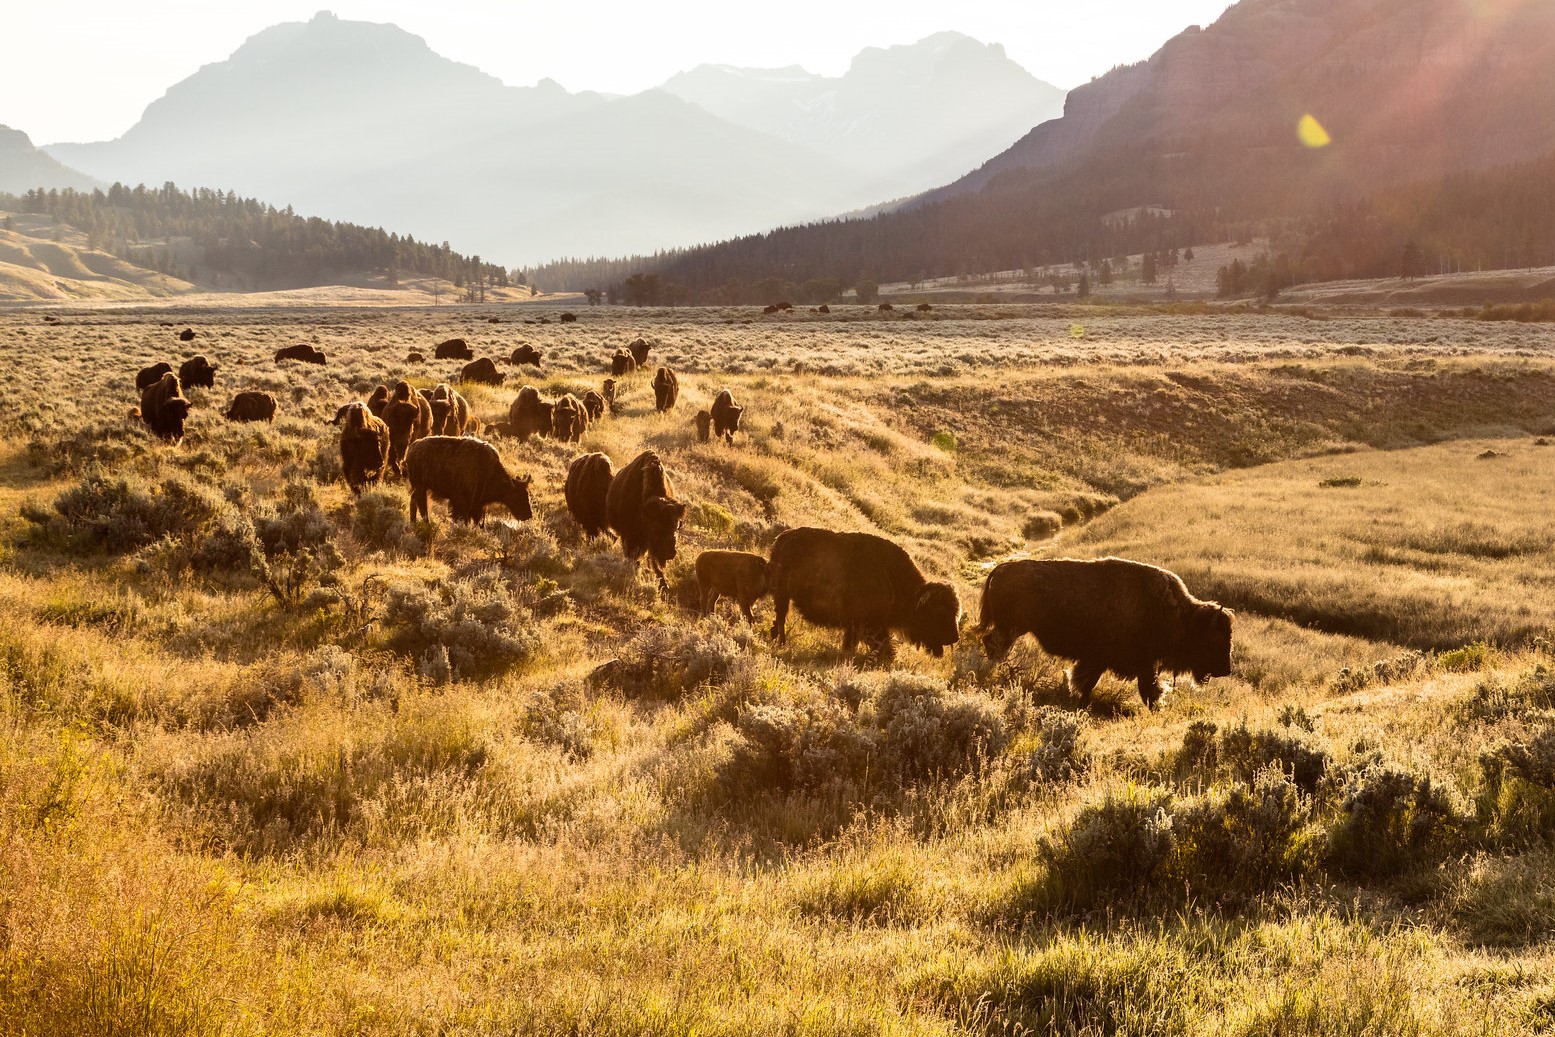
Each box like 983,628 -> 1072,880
0,211 -> 193,302
3,306 -> 1555,1034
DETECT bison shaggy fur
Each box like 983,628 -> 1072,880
696,550 -> 768,623
178,354 -> 216,389
976,557 -> 1233,709
382,380 -> 433,475
652,367 -> 679,412
581,389 -> 606,422
405,436 -> 532,525
694,409 -> 712,442
460,357 -> 505,386
508,385 -> 554,443
610,350 -> 636,378
135,361 -> 173,391
366,384 -> 390,418
767,527 -> 961,662
710,389 -> 743,444
552,393 -> 588,442
275,343 -> 325,364
139,372 -> 190,441
178,327 -> 196,342
628,337 -> 651,366
225,391 -> 276,422
601,379 -> 617,413
338,402 -> 391,494
434,337 -> 473,360
564,452 -> 615,538
605,450 -> 686,590
510,344 -> 543,368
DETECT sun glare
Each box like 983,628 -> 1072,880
1297,113 -> 1332,148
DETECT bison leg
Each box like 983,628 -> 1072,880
1136,670 -> 1167,711
770,594 -> 790,643
700,585 -> 717,617
1069,660 -> 1105,703
839,625 -> 858,656
737,596 -> 755,624
410,486 -> 429,522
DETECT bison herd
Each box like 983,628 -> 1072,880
126,325 -> 1234,708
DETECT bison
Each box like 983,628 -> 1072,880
581,389 -> 605,423
178,327 -> 196,342
605,450 -> 686,591
610,349 -> 636,378
694,410 -> 712,443
460,357 -> 505,386
508,385 -> 554,443
878,303 -> 894,312
601,378 -> 617,414
434,337 -> 472,360
382,380 -> 433,475
366,384 -> 390,418
405,436 -> 532,525
510,344 -> 543,368
138,372 -> 190,441
710,389 -> 743,444
976,557 -> 1233,709
275,343 -> 326,364
135,361 -> 173,391
564,452 -> 615,538
421,384 -> 474,436
552,393 -> 588,443
766,527 -> 961,662
407,351 -> 426,363
818,304 -> 831,314
652,367 -> 679,412
695,550 -> 768,623
338,402 -> 391,494
225,391 -> 276,422
559,312 -> 577,323
178,354 -> 216,389
627,337 -> 651,367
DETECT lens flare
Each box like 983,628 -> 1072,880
1298,114 -> 1332,148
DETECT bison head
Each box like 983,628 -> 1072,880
643,496 -> 687,565
905,581 -> 962,657
1186,603 -> 1234,682
503,474 -> 534,522
978,623 -> 1014,663
159,397 -> 190,440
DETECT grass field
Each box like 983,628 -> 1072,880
3,303 -> 1555,1035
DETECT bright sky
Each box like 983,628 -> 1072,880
6,1 -> 1235,145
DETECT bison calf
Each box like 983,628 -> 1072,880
652,367 -> 679,412
694,409 -> 712,442
976,557 -> 1233,709
405,436 -> 532,524
710,389 -> 743,444
695,550 -> 768,623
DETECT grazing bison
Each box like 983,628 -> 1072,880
407,351 -> 426,363
581,389 -> 606,423
696,550 -> 768,623
766,527 -> 961,662
510,344 -> 543,368
275,343 -> 326,364
382,380 -> 433,475
508,385 -> 554,443
559,312 -> 577,323
818,304 -> 831,314
976,557 -> 1234,709
138,372 -> 191,441
601,378 -> 618,413
178,354 -> 216,389
710,389 -> 743,444
338,402 -> 391,494
367,384 -> 390,418
460,357 -> 505,386
435,384 -> 477,436
694,409 -> 712,442
225,391 -> 276,422
405,436 -> 532,525
605,450 -> 686,590
762,304 -> 779,315
135,361 -> 173,391
434,337 -> 473,360
878,303 -> 894,312
917,303 -> 933,312
552,393 -> 588,443
627,337 -> 651,367
178,327 -> 196,342
564,452 -> 615,538
652,367 -> 679,412
610,349 -> 636,378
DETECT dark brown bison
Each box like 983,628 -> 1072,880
652,367 -> 679,412
581,389 -> 605,422
605,450 -> 686,590
627,337 -> 651,367
601,379 -> 617,413
407,351 -> 426,363
275,343 -> 326,364
976,557 -> 1233,709
552,393 -> 588,443
177,354 -> 216,389
178,327 -> 196,342
508,385 -> 554,443
366,384 -> 390,418
766,527 -> 961,662
225,391 -> 276,422
710,389 -> 743,444
420,384 -> 475,436
696,550 -> 768,623
138,372 -> 190,441
694,410 -> 712,442
559,312 -> 577,323
434,337 -> 472,360
762,304 -> 779,315
917,303 -> 933,312
460,357 -> 505,386
877,303 -> 894,312
510,344 -> 543,368
818,304 -> 831,314
564,452 -> 614,538
135,361 -> 173,391
405,436 -> 532,525
382,380 -> 433,475
338,402 -> 391,494
610,349 -> 636,378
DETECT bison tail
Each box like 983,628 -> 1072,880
129,406 -> 142,420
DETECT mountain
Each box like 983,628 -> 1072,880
660,33 -> 1067,201
0,126 -> 100,194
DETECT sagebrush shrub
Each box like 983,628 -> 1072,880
1166,766 -> 1313,894
1326,759 -> 1463,878
381,570 -> 539,680
1219,722 -> 1329,794
1027,708 -> 1088,783
1038,785 -> 1177,911
1477,716 -> 1555,847
352,489 -> 417,553
27,469 -> 227,554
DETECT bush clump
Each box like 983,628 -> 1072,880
1037,785 -> 1177,912
1325,759 -> 1463,879
352,489 -> 420,554
26,469 -> 227,555
1026,708 -> 1089,783
380,571 -> 540,681
1220,722 -> 1330,794
1477,716 -> 1555,848
597,618 -> 753,698
1166,766 -> 1314,895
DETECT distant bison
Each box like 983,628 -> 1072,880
508,385 -> 554,443
696,550 -> 768,623
559,312 -> 577,323
601,378 -> 618,413
338,402 -> 391,494
762,304 -> 779,315
627,337 -> 651,367
652,367 -> 679,412
434,337 -> 473,360
767,527 -> 961,662
275,343 -> 326,364
552,393 -> 588,443
694,409 -> 712,443
581,389 -> 605,423
178,327 -> 196,342
606,450 -> 686,591
917,303 -> 933,312
138,372 -> 190,441
382,380 -> 433,475
178,354 -> 216,389
460,357 -> 505,386
225,391 -> 276,422
135,361 -> 173,391
405,436 -> 532,525
976,557 -> 1233,709
407,351 -> 426,363
610,349 -> 636,378
710,389 -> 743,444
818,304 -> 831,314
564,451 -> 615,538
510,344 -> 543,368
877,303 -> 894,312
422,383 -> 477,436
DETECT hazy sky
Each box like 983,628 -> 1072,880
6,1 -> 1235,144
